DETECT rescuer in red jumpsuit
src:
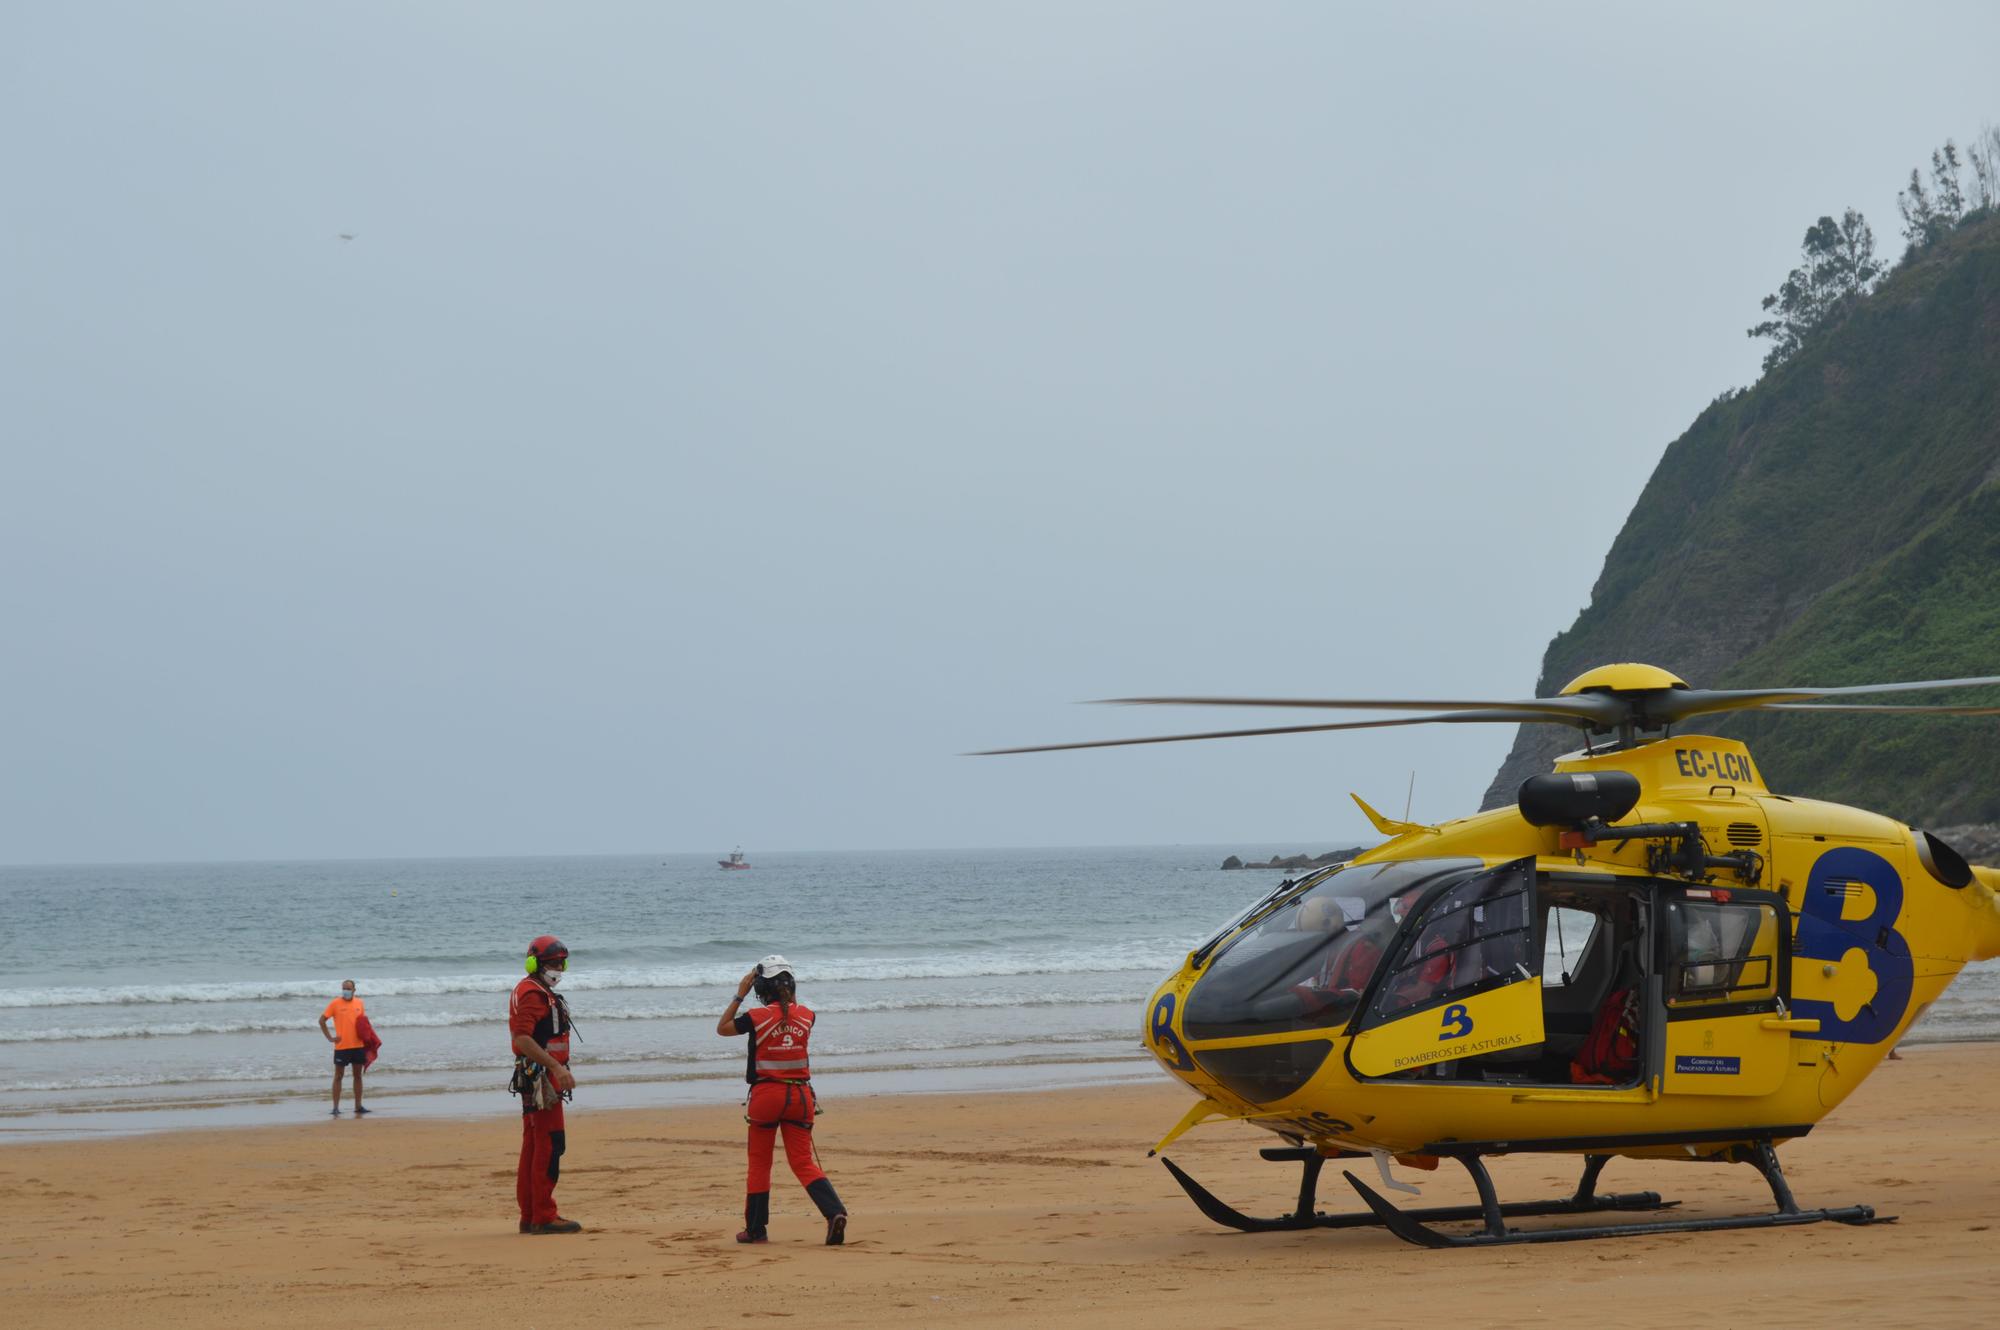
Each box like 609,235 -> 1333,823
511,935 -> 580,1234
716,955 -> 848,1245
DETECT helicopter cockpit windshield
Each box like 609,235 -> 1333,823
1181,858 -> 1483,1041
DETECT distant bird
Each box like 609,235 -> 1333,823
338,233 -> 356,242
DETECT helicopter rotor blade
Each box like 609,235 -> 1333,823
1755,702 -> 2000,715
1095,694 -> 1621,724
977,671 -> 2000,759
1654,676 -> 2000,723
968,709 -> 1580,756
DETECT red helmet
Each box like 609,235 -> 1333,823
525,935 -> 569,974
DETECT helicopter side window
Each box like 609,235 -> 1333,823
1368,860 -> 1535,1023
1542,907 -> 1601,986
1666,899 -> 1780,1009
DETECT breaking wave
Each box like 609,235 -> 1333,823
4,988 -> 1152,1043
7,948 -> 1187,1009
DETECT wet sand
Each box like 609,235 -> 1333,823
10,1043 -> 1999,1327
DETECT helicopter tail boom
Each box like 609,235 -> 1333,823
1968,866 -> 2000,961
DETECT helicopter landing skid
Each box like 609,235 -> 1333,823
1161,1147 -> 1672,1235
1342,1143 -> 1891,1247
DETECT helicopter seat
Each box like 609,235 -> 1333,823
1536,968 -> 1611,1072
1292,953 -> 1382,1022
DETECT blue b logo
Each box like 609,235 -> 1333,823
1438,1004 -> 1474,1040
1150,992 -> 1195,1070
1791,847 -> 1913,1045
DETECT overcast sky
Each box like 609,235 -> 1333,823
6,3 -> 1997,864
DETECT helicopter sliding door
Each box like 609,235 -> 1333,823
1657,887 -> 1793,1097
1348,858 -> 1543,1079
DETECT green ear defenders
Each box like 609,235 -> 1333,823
525,935 -> 569,975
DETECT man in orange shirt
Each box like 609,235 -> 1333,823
511,936 -> 579,1234
318,979 -> 370,1117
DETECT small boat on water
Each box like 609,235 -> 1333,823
718,848 -> 752,870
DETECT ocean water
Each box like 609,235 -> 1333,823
0,847 -> 1250,1137
4,846 -> 1996,1140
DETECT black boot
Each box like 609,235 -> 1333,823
736,1191 -> 769,1244
806,1178 -> 847,1245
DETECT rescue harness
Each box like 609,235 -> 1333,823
509,987 -> 576,1110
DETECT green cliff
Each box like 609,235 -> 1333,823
1483,211 -> 2000,823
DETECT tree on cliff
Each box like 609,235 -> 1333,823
1746,208 -> 1882,371
1898,140 -> 1966,252
1967,125 -> 2000,212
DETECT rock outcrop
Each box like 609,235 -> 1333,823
1222,847 -> 1366,871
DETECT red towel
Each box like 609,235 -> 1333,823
358,1015 -> 383,1069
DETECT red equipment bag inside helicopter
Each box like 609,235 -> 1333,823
1570,986 -> 1640,1085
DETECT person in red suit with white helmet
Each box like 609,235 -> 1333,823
511,935 -> 580,1234
716,955 -> 848,1245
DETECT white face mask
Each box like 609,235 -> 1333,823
544,969 -> 563,988
341,988 -> 356,1001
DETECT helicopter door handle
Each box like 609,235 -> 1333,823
1760,1016 -> 1821,1033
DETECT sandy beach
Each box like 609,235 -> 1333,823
7,1044 -> 1999,1328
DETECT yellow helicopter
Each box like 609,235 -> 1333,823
979,663 -> 2000,1246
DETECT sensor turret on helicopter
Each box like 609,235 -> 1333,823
978,664 -> 2000,1245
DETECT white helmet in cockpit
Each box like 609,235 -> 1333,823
1295,897 -> 1343,933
